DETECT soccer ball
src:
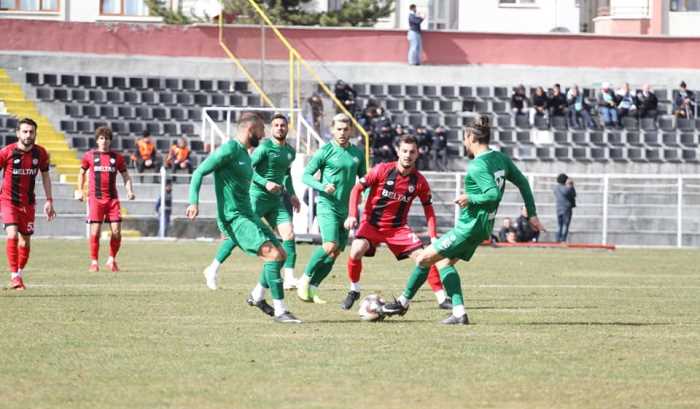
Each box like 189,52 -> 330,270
358,294 -> 386,322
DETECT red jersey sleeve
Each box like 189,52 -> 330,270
81,151 -> 92,171
417,176 -> 433,206
39,146 -> 50,172
116,153 -> 127,173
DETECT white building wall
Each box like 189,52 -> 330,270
668,12 -> 700,36
458,0 -> 580,33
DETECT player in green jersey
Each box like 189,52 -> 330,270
382,115 -> 544,325
187,113 -> 302,324
297,113 -> 367,304
201,114 -> 300,291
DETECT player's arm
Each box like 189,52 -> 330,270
464,162 -> 500,206
505,158 -> 543,231
419,182 -> 438,240
251,146 -> 281,193
121,170 -> 135,200
76,152 -> 90,201
303,147 -> 334,194
283,171 -> 300,212
41,170 -> 56,221
187,144 -> 233,219
345,165 -> 377,229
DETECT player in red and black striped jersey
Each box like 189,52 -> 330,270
0,117 -> 56,290
340,135 -> 451,310
77,126 -> 135,272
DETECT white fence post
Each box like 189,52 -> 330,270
678,176 -> 683,248
454,173 -> 461,225
158,166 -> 167,238
602,175 -> 609,245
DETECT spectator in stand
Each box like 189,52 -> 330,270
155,179 -> 173,236
674,81 -> 696,119
511,85 -> 528,117
498,217 -> 517,243
567,85 -> 596,129
372,107 -> 392,133
305,93 -> 324,136
553,173 -> 576,243
132,131 -> 160,182
529,86 -> 549,126
415,125 -> 433,170
636,84 -> 658,120
407,3 -> 425,65
548,83 -> 568,119
617,83 -> 638,119
334,80 -> 357,115
166,137 -> 192,177
372,125 -> 396,163
432,126 -> 448,171
515,206 -> 540,242
598,82 -> 620,128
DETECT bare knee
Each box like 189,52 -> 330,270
260,242 -> 286,262
322,241 -> 338,257
349,239 -> 369,260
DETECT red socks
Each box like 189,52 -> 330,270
427,265 -> 444,292
347,257 -> 363,283
6,238 -> 18,272
110,235 -> 121,258
89,234 -> 100,260
18,245 -> 30,269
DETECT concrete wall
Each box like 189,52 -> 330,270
459,0 -> 580,34
668,11 -> 700,36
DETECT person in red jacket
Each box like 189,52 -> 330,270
77,126 -> 135,272
0,117 -> 56,290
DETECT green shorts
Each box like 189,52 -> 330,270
317,211 -> 349,249
217,215 -> 280,256
433,217 -> 490,262
252,194 -> 293,230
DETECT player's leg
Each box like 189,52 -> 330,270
435,257 -> 469,325
298,212 -> 340,303
203,237 -> 237,290
5,224 -> 22,290
342,237 -> 370,310
427,265 -> 452,309
307,216 -> 347,304
105,221 -> 122,272
88,222 -> 101,271
274,199 -> 297,289
16,205 -> 35,278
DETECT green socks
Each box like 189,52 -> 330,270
262,261 -> 284,300
282,239 -> 296,270
310,254 -> 336,287
402,265 -> 430,300
303,246 -> 327,279
439,265 -> 464,306
215,239 -> 236,263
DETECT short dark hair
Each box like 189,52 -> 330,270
238,111 -> 263,128
271,113 -> 288,124
680,81 -> 687,88
465,114 -> 491,144
557,173 -> 568,184
17,117 -> 37,131
409,4 -> 416,10
399,135 -> 418,147
95,126 -> 113,140
142,130 -> 151,138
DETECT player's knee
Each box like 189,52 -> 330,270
280,231 -> 294,241
349,239 -> 369,259
274,246 -> 287,262
416,253 -> 432,268
111,232 -> 121,241
322,241 -> 338,255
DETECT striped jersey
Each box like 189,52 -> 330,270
80,150 -> 127,200
0,143 -> 50,206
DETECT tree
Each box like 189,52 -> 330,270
148,0 -> 395,27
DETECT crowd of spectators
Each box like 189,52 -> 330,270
511,81 -> 695,130
129,130 -> 193,182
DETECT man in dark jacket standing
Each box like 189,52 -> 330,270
553,173 -> 576,242
408,4 -> 424,65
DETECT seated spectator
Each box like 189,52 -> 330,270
166,137 -> 192,176
511,85 -> 528,117
334,80 -> 357,115
515,206 -> 540,242
132,131 -> 160,182
498,217 -> 517,243
372,125 -> 396,163
567,85 -> 596,129
636,84 -> 658,120
529,86 -> 548,126
674,81 -> 696,119
372,107 -> 392,132
432,126 -> 448,171
415,125 -> 433,170
548,83 -> 568,118
598,82 -> 620,128
616,83 -> 637,119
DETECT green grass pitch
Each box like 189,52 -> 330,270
1,239 -> 699,409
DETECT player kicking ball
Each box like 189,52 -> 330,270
0,118 -> 56,290
341,135 -> 452,311
382,115 -> 544,325
77,126 -> 135,272
297,113 -> 366,304
188,113 -> 302,324
201,114 -> 301,291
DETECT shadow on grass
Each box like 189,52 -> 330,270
1,292 -> 148,298
469,305 -> 600,310
313,319 -> 430,324
503,321 -> 672,326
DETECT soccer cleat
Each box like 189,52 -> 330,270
296,278 -> 311,302
283,277 -> 297,290
246,295 -> 275,317
89,263 -> 99,272
340,290 -> 361,310
381,298 -> 409,317
202,266 -> 218,290
274,311 -> 303,324
438,299 -> 453,310
106,259 -> 119,272
310,287 -> 327,304
9,276 -> 25,291
441,313 -> 470,325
